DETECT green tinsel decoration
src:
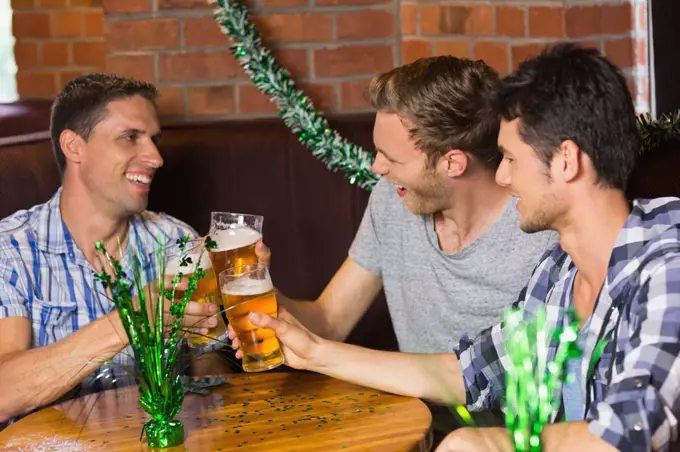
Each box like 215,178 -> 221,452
94,235 -> 216,448
637,109 -> 680,153
211,0 -> 379,190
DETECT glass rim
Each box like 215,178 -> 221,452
210,211 -> 264,220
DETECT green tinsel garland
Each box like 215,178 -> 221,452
211,0 -> 678,192
211,0 -> 379,190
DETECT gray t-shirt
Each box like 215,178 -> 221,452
349,178 -> 558,353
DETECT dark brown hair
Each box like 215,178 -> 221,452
50,73 -> 158,173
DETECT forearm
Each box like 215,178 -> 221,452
275,290 -> 335,339
310,339 -> 466,404
0,311 -> 128,419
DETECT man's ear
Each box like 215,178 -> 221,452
441,149 -> 468,177
556,139 -> 582,183
60,129 -> 83,165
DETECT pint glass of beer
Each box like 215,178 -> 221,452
165,239 -> 226,347
220,263 -> 284,372
208,212 -> 263,278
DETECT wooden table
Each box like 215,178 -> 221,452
0,372 -> 432,451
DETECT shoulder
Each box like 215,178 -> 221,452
0,203 -> 44,259
134,210 -> 199,242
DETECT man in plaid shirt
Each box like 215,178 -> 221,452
232,43 -> 680,451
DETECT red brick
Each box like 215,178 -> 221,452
237,84 -> 278,115
53,11 -> 84,37
42,42 -> 70,66
340,79 -> 371,110
37,0 -> 67,7
401,4 -> 416,35
433,40 -> 469,58
106,54 -> 155,83
252,13 -> 332,43
421,5 -> 492,36
73,41 -> 106,68
58,70 -> 85,89
85,11 -> 104,37
529,7 -> 564,38
260,0 -> 307,7
16,71 -> 58,98
336,10 -> 394,40
474,42 -> 509,74
182,17 -> 227,48
105,19 -> 179,52
157,87 -> 185,117
604,38 -> 634,69
158,51 -> 243,83
159,0 -> 210,8
314,44 -> 393,77
497,6 -> 525,38
298,82 -> 336,112
11,0 -> 34,9
102,0 -> 151,13
269,47 -> 309,79
187,85 -> 235,117
565,4 -> 632,38
511,43 -> 545,70
316,0 -> 389,6
12,12 -> 51,38
637,3 -> 648,32
13,42 -> 40,69
402,39 -> 431,64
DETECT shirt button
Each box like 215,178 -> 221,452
634,378 -> 643,388
633,422 -> 643,431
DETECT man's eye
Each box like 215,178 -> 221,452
124,135 -> 137,142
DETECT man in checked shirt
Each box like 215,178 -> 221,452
230,43 -> 680,451
0,74 -> 233,427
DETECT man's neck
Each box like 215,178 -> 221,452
434,173 -> 511,253
558,189 -> 631,307
59,183 -> 130,267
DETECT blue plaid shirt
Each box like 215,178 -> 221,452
0,188 -> 208,415
457,197 -> 680,452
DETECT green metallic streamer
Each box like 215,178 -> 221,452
94,235 -> 216,448
210,0 -> 380,191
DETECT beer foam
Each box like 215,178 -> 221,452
165,251 -> 212,275
212,226 -> 262,252
223,276 -> 273,296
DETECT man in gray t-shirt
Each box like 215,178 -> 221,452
350,177 -> 555,353
269,56 -> 557,357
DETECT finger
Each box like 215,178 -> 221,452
248,312 -> 290,336
231,336 -> 241,350
183,300 -> 218,317
228,324 -> 236,340
255,241 -> 271,267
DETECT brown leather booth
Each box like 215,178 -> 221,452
2,101 -> 680,354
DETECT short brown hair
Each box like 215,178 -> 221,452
50,73 -> 158,173
368,56 -> 501,169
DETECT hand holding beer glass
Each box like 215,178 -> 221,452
220,263 -> 285,372
165,239 -> 227,347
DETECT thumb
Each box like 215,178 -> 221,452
249,312 -> 283,331
255,241 -> 271,267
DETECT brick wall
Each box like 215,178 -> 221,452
11,0 -> 104,98
11,0 -> 650,117
401,0 -> 650,112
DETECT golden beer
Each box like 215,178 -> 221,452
221,264 -> 284,372
208,226 -> 262,278
166,245 -> 226,346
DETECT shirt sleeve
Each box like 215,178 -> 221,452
0,253 -> 29,319
587,257 -> 680,452
348,179 -> 389,276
